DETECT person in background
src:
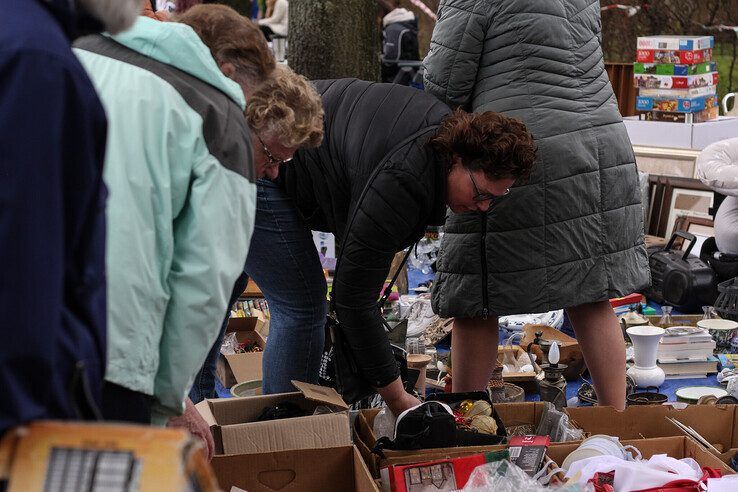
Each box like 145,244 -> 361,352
0,0 -> 139,437
697,138 -> 738,256
189,66 -> 325,404
380,0 -> 420,82
73,8 -> 270,438
424,0 -> 650,410
258,0 -> 288,40
141,0 -> 168,20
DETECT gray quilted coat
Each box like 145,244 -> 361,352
424,0 -> 650,318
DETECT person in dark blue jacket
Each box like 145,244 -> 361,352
0,0 -> 139,436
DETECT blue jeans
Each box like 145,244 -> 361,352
189,180 -> 327,402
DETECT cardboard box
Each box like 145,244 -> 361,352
637,36 -> 714,52
636,93 -> 717,113
639,85 -> 717,98
547,436 -> 733,475
196,381 -> 351,456
211,445 -> 379,492
2,421 -> 218,492
634,61 -> 717,76
217,317 -> 267,390
353,402 -> 549,477
565,405 -> 737,454
636,48 -> 712,65
634,72 -> 718,90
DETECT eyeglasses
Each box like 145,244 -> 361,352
258,134 -> 293,167
468,171 -> 510,202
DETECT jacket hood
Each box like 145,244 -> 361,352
110,16 -> 245,109
383,8 -> 415,27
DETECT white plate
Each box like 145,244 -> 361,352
675,386 -> 728,402
697,319 -> 738,331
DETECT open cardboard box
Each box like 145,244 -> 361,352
354,402 -> 549,477
547,436 -> 734,476
565,404 -> 738,463
645,314 -> 705,327
217,317 -> 267,390
212,445 -> 379,492
196,381 -> 351,456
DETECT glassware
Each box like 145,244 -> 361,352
405,337 -> 426,356
703,305 -> 717,321
659,306 -> 674,327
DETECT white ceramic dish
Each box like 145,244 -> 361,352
675,386 -> 728,403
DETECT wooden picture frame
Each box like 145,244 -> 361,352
656,177 -> 712,238
672,215 -> 715,255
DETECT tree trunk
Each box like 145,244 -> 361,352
289,0 -> 380,81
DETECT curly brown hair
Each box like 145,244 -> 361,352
246,66 -> 324,149
427,109 -> 537,183
176,4 -> 275,88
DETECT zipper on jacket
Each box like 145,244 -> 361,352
480,212 -> 489,320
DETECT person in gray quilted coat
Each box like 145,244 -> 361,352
424,0 -> 650,409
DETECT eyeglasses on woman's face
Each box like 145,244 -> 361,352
468,170 -> 511,202
258,134 -> 293,167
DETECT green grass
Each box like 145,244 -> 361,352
713,44 -> 738,110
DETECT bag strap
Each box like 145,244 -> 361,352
329,125 -> 439,315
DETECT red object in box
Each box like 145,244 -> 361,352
636,48 -> 712,65
387,454 -> 490,492
609,293 -> 644,309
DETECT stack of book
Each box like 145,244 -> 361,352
634,35 -> 719,123
657,328 -> 718,378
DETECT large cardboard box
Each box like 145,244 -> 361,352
217,317 -> 267,390
547,436 -> 734,476
354,402 -> 548,477
196,381 -> 351,456
211,445 -> 379,492
565,405 -> 737,457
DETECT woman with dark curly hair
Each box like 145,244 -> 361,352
196,79 -> 537,415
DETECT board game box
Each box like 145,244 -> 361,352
637,35 -> 714,51
636,93 -> 717,113
638,86 -> 716,99
636,48 -> 712,65
639,106 -> 718,123
633,61 -> 716,76
634,72 -> 718,90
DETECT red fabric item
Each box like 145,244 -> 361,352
631,467 -> 724,492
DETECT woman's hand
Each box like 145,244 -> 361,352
168,397 -> 215,461
378,377 -> 421,417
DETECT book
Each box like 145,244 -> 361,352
637,36 -> 714,51
634,72 -> 718,90
636,93 -> 717,113
634,61 -> 717,76
636,48 -> 712,65
657,356 -> 719,376
660,331 -> 713,344
658,340 -> 716,352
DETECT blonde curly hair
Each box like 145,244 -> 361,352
246,67 -> 324,149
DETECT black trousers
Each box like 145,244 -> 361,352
101,382 -> 153,424
260,24 -> 275,40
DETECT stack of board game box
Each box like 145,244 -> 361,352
634,35 -> 718,123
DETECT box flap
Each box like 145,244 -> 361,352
195,400 -> 218,427
226,317 -> 264,335
291,381 -> 349,410
220,413 -> 351,456
224,352 -> 263,383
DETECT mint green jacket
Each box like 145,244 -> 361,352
75,17 -> 256,423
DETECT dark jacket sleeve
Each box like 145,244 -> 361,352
333,161 -> 430,388
0,51 -> 107,432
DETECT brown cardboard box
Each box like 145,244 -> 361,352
565,405 -> 737,458
196,381 -> 351,456
354,402 -> 549,477
217,317 -> 267,390
211,445 -> 379,492
547,436 -> 734,476
645,314 -> 705,327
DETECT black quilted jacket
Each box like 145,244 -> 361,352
278,79 -> 450,387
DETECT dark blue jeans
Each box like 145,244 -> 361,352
189,179 -> 327,402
